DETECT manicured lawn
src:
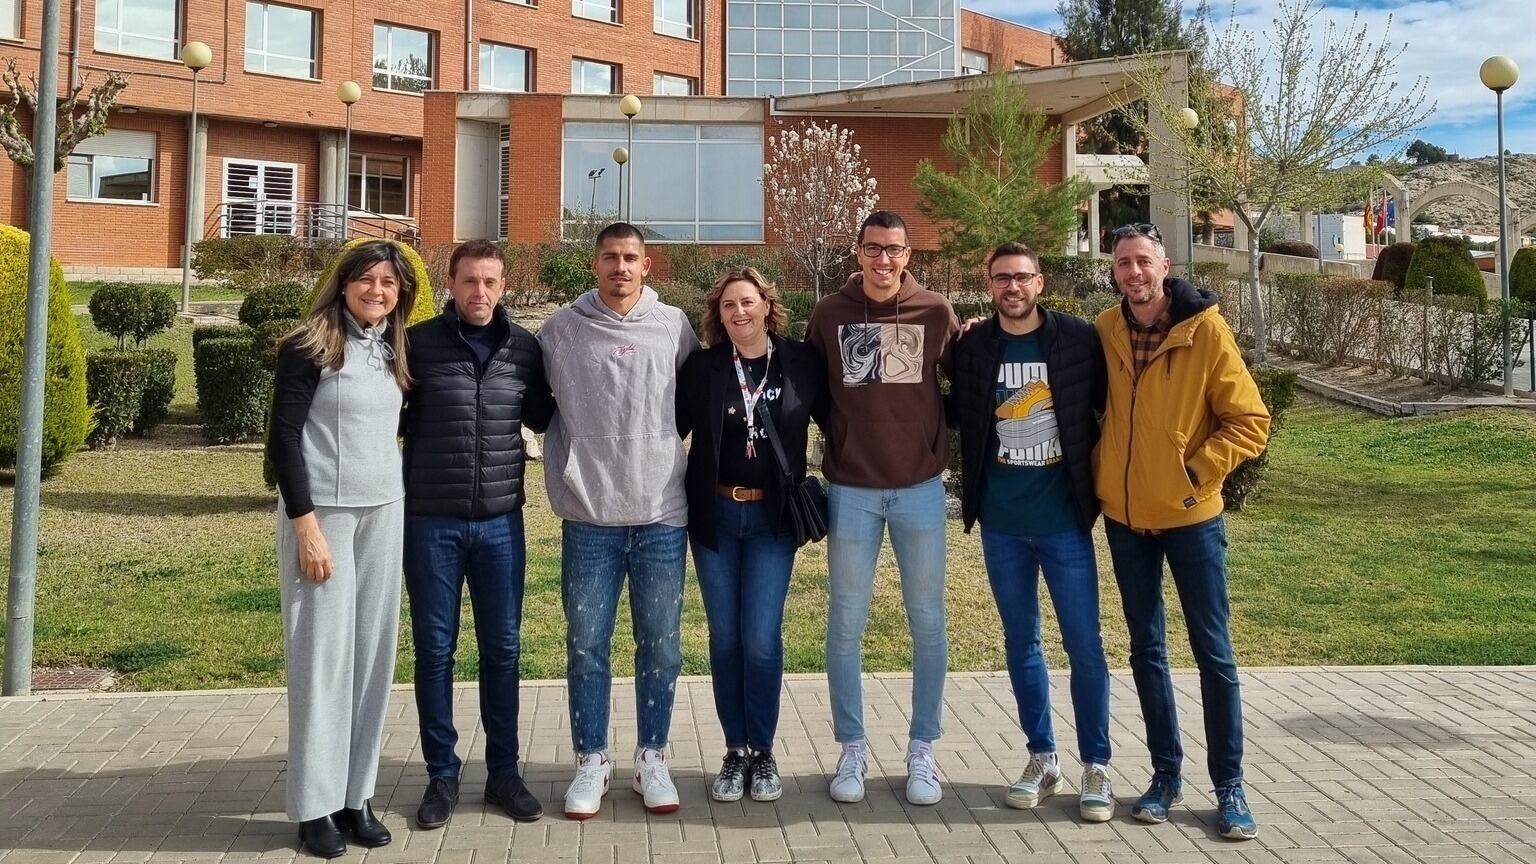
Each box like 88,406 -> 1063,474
69,281 -> 243,307
1,396 -> 1532,690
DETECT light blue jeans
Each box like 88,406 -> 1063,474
825,475 -> 948,743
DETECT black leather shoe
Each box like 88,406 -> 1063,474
417,775 -> 460,829
486,772 -> 544,822
334,801 -> 391,848
298,814 -> 346,859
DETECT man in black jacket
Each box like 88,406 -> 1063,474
949,241 -> 1113,822
401,239 -> 554,828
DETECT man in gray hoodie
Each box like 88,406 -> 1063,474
537,222 -> 700,820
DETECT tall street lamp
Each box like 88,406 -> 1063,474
179,41 -> 212,314
618,94 -> 641,223
1481,55 -> 1519,397
1178,106 -> 1199,274
587,167 -> 605,214
337,81 -> 362,235
612,147 -> 630,220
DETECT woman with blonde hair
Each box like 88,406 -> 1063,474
268,240 -> 418,858
677,267 -> 824,803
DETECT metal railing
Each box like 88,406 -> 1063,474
203,200 -> 421,247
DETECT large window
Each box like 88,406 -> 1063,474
2,0 -> 19,40
573,0 -> 616,24
961,48 -> 989,75
654,0 -> 692,38
67,130 -> 156,203
562,122 -> 762,242
349,154 -> 410,217
571,58 -> 618,94
245,2 -> 318,78
653,72 -> 694,96
95,0 -> 179,59
479,42 -> 532,92
372,23 -> 434,94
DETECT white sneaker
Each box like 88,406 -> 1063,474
632,747 -> 680,813
564,751 -> 611,820
905,740 -> 943,806
1079,763 -> 1114,823
1006,752 -> 1063,809
829,740 -> 868,803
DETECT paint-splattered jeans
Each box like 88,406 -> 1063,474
561,520 -> 687,755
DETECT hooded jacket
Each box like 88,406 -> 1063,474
805,272 -> 959,489
538,285 -> 700,527
1093,277 -> 1271,530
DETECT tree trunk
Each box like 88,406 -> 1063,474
1247,238 -> 1267,362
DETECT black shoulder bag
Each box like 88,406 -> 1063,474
754,398 -> 829,546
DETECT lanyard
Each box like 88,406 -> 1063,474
731,343 -> 773,459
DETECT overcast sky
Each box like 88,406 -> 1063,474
971,0 -> 1536,160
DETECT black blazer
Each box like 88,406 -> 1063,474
677,333 -> 826,551
947,308 -> 1106,534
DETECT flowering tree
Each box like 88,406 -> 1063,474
762,122 -> 879,298
1,58 -> 129,172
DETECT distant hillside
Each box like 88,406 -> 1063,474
1402,154 -> 1536,235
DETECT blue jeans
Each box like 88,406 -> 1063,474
562,520 -> 687,755
1105,516 -> 1244,787
825,475 -> 948,743
980,527 -> 1111,765
691,498 -> 798,753
404,511 -> 527,781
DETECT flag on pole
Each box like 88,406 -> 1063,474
1364,196 -> 1375,241
1386,196 -> 1396,231
1378,191 -> 1389,239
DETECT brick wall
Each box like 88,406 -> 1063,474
961,10 -> 1059,69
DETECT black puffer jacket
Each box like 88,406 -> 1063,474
948,308 -> 1106,534
402,303 -> 554,518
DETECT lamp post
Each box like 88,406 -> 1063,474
179,41 -> 212,314
1177,106 -> 1199,274
587,167 -> 605,214
337,81 -> 362,235
612,147 -> 630,219
1481,55 -> 1519,398
618,94 -> 641,223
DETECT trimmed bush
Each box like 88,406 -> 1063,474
193,323 -> 247,348
1510,247 -> 1536,307
1265,239 -> 1320,259
195,336 -> 273,443
253,318 -> 299,369
1370,241 -> 1417,295
193,235 -> 342,290
0,225 -> 89,474
1404,235 -> 1486,304
1222,365 -> 1298,511
539,245 -> 593,304
88,282 -> 177,349
86,351 -> 149,448
311,238 -> 436,325
1038,255 -> 1113,297
135,348 -> 177,434
238,281 -> 308,328
1037,293 -> 1087,319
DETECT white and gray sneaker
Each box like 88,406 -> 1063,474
1006,752 -> 1063,810
711,749 -> 749,802
564,751 -> 611,820
829,740 -> 869,803
633,747 -> 680,813
905,739 -> 942,806
1079,763 -> 1114,823
749,750 -> 783,802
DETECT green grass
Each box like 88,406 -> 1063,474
76,315 -> 202,418
1,396 -> 1533,691
69,281 -> 243,307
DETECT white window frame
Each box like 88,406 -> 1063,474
94,0 -> 181,60
221,158 -> 300,236
372,23 -> 435,94
572,0 -> 617,24
479,42 -> 532,92
66,130 -> 157,204
652,72 -> 694,96
962,48 -> 989,75
571,58 -> 619,94
653,0 -> 692,39
2,0 -> 20,41
348,153 -> 412,218
244,1 -> 319,79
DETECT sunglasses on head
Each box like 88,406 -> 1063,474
1111,223 -> 1164,243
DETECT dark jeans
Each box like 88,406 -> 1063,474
1106,515 -> 1244,787
404,511 -> 527,781
562,520 -> 687,755
691,498 -> 798,753
979,527 -> 1111,765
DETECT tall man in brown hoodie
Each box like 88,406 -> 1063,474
805,211 -> 960,806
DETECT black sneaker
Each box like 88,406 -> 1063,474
486,772 -> 544,822
711,749 -> 749,802
749,750 -> 782,802
417,775 -> 460,829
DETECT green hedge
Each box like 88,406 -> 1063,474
0,225 -> 89,474
1222,365 -> 1298,511
87,282 -> 177,349
253,318 -> 299,369
1265,239 -> 1319,259
538,246 -> 593,305
195,336 -> 273,443
86,351 -> 148,449
1370,241 -> 1417,295
136,348 -> 176,434
192,235 -> 343,290
1404,235 -> 1486,304
193,323 -> 250,349
1510,247 -> 1536,307
1038,255 -> 1113,297
238,281 -> 308,328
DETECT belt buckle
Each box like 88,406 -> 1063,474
730,486 -> 750,502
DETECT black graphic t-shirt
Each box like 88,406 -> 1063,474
717,353 -> 782,490
979,332 -> 1076,536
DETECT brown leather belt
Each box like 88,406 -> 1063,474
717,485 -> 766,502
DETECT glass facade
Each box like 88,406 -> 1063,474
725,0 -> 958,97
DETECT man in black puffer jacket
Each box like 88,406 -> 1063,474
401,239 -> 554,829
947,241 -> 1113,822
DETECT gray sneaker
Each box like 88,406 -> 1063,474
1006,752 -> 1063,809
711,750 -> 749,802
1079,763 -> 1114,823
749,750 -> 782,802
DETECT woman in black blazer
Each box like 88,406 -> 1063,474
677,266 -> 824,806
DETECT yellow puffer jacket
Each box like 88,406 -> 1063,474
1093,281 -> 1271,531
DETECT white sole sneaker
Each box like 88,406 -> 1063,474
1006,772 -> 1064,809
564,784 -> 608,821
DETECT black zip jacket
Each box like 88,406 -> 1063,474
947,307 -> 1107,534
401,302 -> 555,518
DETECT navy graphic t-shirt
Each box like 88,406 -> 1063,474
978,332 -> 1076,537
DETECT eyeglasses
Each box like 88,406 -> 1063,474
1111,222 -> 1164,243
989,272 -> 1041,287
858,243 -> 909,259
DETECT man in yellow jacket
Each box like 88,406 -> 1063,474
1094,223 -> 1270,841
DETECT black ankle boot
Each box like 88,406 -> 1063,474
334,801 -> 391,848
298,814 -> 347,859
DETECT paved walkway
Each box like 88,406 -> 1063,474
1,668 -> 1532,863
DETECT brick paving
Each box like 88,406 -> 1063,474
1,668 -> 1533,863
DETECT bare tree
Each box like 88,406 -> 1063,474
762,121 -> 879,298
1,58 -> 129,172
1121,0 -> 1433,360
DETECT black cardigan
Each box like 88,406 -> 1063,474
677,333 -> 826,551
947,308 -> 1106,534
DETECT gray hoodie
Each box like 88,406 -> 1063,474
538,285 -> 700,527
